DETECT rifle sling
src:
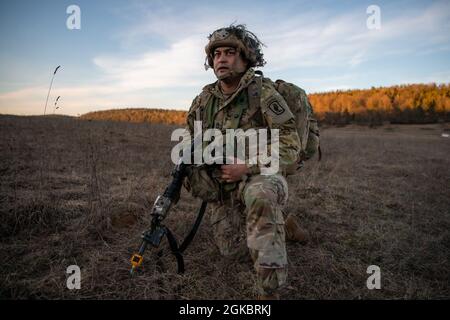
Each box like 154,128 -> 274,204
162,200 -> 208,274
178,201 -> 208,253
164,228 -> 185,274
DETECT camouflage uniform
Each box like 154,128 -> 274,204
185,67 -> 301,296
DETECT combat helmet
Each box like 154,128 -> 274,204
204,24 -> 266,70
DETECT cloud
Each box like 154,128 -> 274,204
93,36 -> 212,90
0,83 -> 195,116
112,0 -> 450,74
289,74 -> 358,93
1,0 -> 449,115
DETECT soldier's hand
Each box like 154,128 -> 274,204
220,161 -> 250,183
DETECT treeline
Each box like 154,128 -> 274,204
309,83 -> 450,125
80,83 -> 449,126
80,108 -> 186,125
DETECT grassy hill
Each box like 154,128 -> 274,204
1,114 -> 449,299
80,108 -> 186,125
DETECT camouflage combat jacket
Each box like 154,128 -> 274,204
184,68 -> 301,201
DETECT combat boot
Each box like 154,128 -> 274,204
285,214 -> 309,245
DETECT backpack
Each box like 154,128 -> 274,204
194,71 -> 321,170
252,71 -> 321,171
271,79 -> 321,163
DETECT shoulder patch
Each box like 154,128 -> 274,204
261,89 -> 294,125
267,98 -> 285,115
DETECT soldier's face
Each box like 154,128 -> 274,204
213,46 -> 248,80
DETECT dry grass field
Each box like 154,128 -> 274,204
0,115 -> 449,299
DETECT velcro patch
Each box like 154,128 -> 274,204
263,96 -> 294,124
268,100 -> 285,115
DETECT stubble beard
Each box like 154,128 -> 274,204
214,66 -> 247,84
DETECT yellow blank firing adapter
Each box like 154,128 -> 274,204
130,254 -> 143,267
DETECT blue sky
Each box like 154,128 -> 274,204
0,0 -> 449,116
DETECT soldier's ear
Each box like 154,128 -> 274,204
239,52 -> 250,68
245,59 -> 251,70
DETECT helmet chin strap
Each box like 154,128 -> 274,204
215,68 -> 246,82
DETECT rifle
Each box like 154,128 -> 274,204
129,139 -> 208,275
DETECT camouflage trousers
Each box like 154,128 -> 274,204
209,174 -> 289,296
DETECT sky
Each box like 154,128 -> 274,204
0,0 -> 449,116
